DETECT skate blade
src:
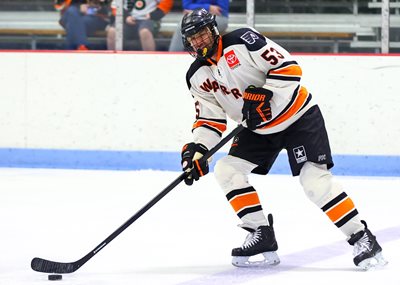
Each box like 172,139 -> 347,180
358,252 -> 388,271
232,251 -> 280,268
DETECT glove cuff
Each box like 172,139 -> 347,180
196,143 -> 209,155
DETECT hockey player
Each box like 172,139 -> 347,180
179,8 -> 387,270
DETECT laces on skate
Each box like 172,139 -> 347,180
241,231 -> 261,249
231,214 -> 280,268
348,221 -> 388,271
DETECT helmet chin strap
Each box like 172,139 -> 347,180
196,47 -> 208,58
197,46 -> 216,61
195,35 -> 220,62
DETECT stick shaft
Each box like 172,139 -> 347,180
31,124 -> 244,274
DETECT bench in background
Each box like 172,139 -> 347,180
1,10 -> 400,52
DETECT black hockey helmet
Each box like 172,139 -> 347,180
181,8 -> 220,60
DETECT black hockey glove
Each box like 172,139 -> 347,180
242,86 -> 273,130
181,142 -> 209,186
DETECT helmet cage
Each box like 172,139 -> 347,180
181,8 -> 219,60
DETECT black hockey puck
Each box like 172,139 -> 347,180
48,274 -> 62,281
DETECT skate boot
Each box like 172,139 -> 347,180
348,220 -> 388,270
231,214 -> 280,267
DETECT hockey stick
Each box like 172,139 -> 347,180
31,124 -> 244,274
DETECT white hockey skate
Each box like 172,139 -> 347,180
348,221 -> 388,271
231,214 -> 280,268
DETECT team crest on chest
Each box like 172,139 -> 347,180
224,50 -> 241,69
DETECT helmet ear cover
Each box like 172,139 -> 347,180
181,8 -> 219,60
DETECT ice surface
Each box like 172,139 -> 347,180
1,168 -> 399,285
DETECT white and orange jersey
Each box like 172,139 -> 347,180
129,0 -> 173,20
185,27 -> 315,149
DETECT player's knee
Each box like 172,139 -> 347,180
299,162 -> 340,207
214,156 -> 250,193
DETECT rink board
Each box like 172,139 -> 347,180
0,148 -> 399,176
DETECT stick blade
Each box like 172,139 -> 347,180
31,257 -> 78,273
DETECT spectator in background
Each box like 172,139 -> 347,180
107,0 -> 173,51
104,0 -> 119,50
55,0 -> 114,50
168,0 -> 229,52
106,0 -> 117,50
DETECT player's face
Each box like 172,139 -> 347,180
187,27 -> 214,56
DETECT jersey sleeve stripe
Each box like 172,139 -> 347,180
269,63 -> 302,76
267,74 -> 301,82
261,86 -> 310,129
274,60 -> 299,69
193,124 -> 223,137
197,117 -> 227,124
267,62 -> 302,82
192,119 -> 227,136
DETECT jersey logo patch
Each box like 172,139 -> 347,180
224,50 -> 240,69
134,0 -> 146,10
240,31 -> 259,44
293,146 -> 307,163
